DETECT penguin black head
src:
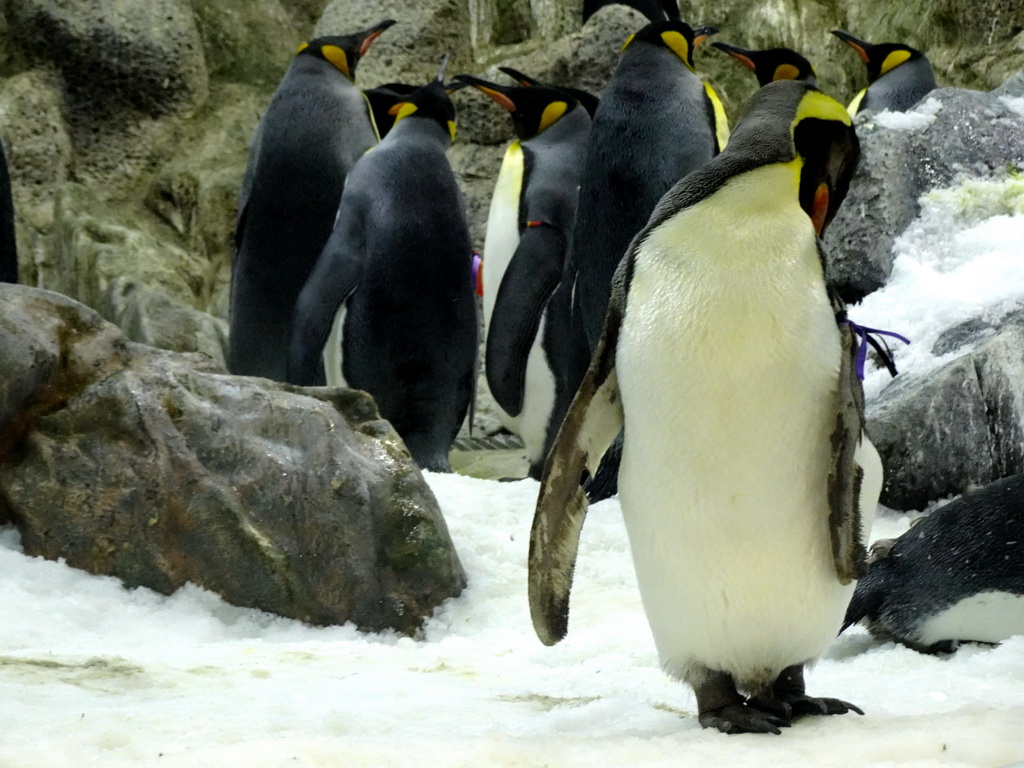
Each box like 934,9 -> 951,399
387,58 -> 461,143
830,30 -> 926,84
497,66 -> 601,119
364,82 -> 420,138
455,74 -> 582,141
712,42 -> 817,87
730,81 -> 860,237
296,19 -> 396,82
621,20 -> 718,73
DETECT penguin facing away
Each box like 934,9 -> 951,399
530,80 -> 883,734
229,20 -> 395,382
712,42 -> 817,87
0,138 -> 16,284
363,82 -> 420,138
843,473 -> 1024,654
288,63 -> 478,474
455,73 -> 592,474
831,29 -> 937,116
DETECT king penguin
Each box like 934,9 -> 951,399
0,138 -> 16,284
228,20 -> 396,382
363,82 -> 420,138
529,80 -> 884,734
288,61 -> 478,474
831,30 -> 937,116
569,13 -> 727,354
712,42 -> 817,86
456,73 -> 593,476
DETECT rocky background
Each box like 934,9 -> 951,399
1,0 -> 1023,627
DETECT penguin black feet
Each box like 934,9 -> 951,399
770,664 -> 864,720
692,669 -> 790,735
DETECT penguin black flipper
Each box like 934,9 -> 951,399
826,267 -> 870,584
529,263 -> 627,646
0,139 -> 17,284
485,224 -> 565,417
288,201 -> 366,386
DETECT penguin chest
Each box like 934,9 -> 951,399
483,143 -> 525,331
616,170 -> 850,684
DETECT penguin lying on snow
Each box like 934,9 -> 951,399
456,72 -> 592,477
712,42 -> 817,86
0,138 -> 16,284
229,20 -> 395,382
529,80 -> 882,735
843,473 -> 1024,654
288,60 -> 477,474
831,29 -> 937,116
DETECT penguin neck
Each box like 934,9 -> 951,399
618,43 -> 698,83
289,54 -> 357,85
385,117 -> 452,151
523,106 -> 591,151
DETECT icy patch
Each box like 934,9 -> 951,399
872,98 -> 942,131
857,172 -> 1024,399
1000,96 -> 1024,118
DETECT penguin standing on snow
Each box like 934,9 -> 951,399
0,138 -> 16,284
229,20 -> 396,382
843,473 -> 1024,654
831,30 -> 936,116
288,61 -> 477,474
455,73 -> 593,476
712,42 -> 817,86
530,80 -> 883,734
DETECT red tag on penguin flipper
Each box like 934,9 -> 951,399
472,250 -> 483,297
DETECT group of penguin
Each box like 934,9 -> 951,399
221,0 -> 988,736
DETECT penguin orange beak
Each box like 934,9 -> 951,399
811,182 -> 830,236
831,30 -> 871,64
691,25 -> 718,49
453,75 -> 517,112
711,41 -> 756,71
359,19 -> 397,56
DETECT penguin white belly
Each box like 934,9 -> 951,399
616,167 -> 858,690
916,592 -> 1024,647
482,142 -> 524,431
518,313 -> 557,465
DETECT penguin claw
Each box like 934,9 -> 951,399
698,704 -> 790,735
783,695 -> 864,718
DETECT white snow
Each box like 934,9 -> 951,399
1000,96 -> 1024,118
2,471 -> 1024,767
854,173 -> 1024,399
871,98 -> 943,131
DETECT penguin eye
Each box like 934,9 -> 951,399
879,49 -> 912,76
538,101 -> 568,132
773,63 -> 800,81
321,45 -> 351,78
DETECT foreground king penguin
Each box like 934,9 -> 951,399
529,80 -> 884,734
229,20 -> 395,381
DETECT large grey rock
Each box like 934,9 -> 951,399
824,82 -> 1024,302
868,319 -> 1024,510
98,278 -> 229,370
315,0 -> 473,87
0,285 -> 466,634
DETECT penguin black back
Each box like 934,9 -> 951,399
712,42 -> 817,87
0,138 -> 16,284
843,473 -> 1024,653
831,30 -> 936,114
289,70 -> 477,473
228,20 -> 395,382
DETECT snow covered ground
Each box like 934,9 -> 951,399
2,174 -> 1024,768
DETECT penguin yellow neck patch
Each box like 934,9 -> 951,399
660,31 -> 694,71
389,102 -> 418,122
321,45 -> 351,79
792,90 -> 852,135
538,101 -> 568,132
880,49 -> 912,76
447,120 -> 457,141
621,33 -> 636,53
296,42 -> 309,55
773,63 -> 800,81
